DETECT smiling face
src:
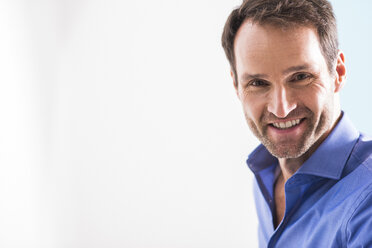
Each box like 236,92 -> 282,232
233,21 -> 345,159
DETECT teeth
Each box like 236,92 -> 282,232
273,119 -> 301,129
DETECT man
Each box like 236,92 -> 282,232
221,0 -> 372,247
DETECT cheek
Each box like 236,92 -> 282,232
241,94 -> 265,121
299,86 -> 330,113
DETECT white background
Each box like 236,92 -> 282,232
0,0 -> 371,247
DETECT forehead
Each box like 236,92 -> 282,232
234,21 -> 327,77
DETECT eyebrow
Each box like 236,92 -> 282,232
282,64 -> 314,75
240,73 -> 268,82
240,64 -> 315,82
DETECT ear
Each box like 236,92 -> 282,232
231,70 -> 241,100
334,50 -> 346,93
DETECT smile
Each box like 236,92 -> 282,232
272,119 -> 301,129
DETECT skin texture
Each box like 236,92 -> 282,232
232,21 -> 346,227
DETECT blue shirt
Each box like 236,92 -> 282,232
247,113 -> 372,247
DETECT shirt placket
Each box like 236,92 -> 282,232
267,175 -> 313,248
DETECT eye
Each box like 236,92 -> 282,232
248,79 -> 268,87
291,73 -> 312,82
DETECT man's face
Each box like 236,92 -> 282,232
233,21 -> 344,158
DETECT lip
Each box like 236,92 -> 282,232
269,117 -> 304,124
271,118 -> 301,129
268,118 -> 306,135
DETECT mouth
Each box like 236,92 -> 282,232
270,118 -> 304,130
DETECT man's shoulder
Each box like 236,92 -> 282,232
351,133 -> 372,171
345,148 -> 372,246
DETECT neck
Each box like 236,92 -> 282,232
278,157 -> 306,182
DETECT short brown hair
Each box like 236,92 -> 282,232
221,0 -> 338,84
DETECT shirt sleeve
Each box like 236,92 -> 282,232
345,188 -> 372,247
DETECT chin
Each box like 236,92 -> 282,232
260,137 -> 311,159
265,145 -> 308,159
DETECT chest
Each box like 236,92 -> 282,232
255,176 -> 363,248
273,179 -> 285,229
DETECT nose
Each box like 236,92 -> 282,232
267,86 -> 297,118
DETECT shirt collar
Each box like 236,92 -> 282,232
296,112 -> 359,179
246,112 -> 360,180
246,144 -> 277,174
